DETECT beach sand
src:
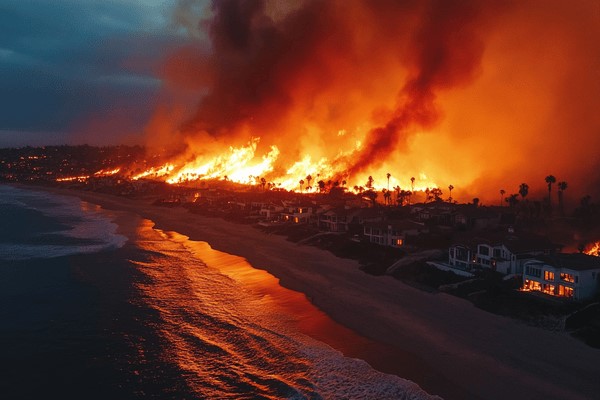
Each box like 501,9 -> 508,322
30,186 -> 600,400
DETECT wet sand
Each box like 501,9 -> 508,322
28,186 -> 600,399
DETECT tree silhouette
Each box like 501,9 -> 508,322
410,177 -> 415,204
448,184 -> 454,203
386,172 -> 391,191
260,177 -> 266,191
545,175 -> 556,206
431,188 -> 443,201
299,179 -> 304,193
383,188 -> 391,205
519,183 -> 529,201
306,174 -> 312,192
500,189 -> 506,207
558,181 -> 568,215
366,176 -> 374,189
394,185 -> 401,204
317,180 -> 326,193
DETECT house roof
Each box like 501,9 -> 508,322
531,253 -> 600,271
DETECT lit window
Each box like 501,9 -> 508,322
560,273 -> 575,283
559,285 -> 574,298
396,239 -> 403,246
544,271 -> 555,281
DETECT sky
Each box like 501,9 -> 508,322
0,0 -> 193,147
0,0 -> 599,203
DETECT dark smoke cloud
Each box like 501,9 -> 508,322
153,0 -> 599,203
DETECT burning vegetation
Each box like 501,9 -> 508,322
130,0 -> 600,203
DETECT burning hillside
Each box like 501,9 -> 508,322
134,0 -> 599,200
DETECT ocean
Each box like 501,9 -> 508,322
0,185 -> 437,399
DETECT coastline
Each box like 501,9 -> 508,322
21,185 -> 600,400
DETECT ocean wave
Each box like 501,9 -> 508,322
0,185 -> 127,261
129,224 -> 438,399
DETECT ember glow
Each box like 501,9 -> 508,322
134,0 -> 599,201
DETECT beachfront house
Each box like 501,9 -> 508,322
522,253 -> 600,301
281,204 -> 313,224
319,208 -> 359,232
448,233 -> 557,275
363,220 -> 427,248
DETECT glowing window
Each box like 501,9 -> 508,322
560,273 -> 575,283
559,285 -> 574,298
544,271 -> 555,281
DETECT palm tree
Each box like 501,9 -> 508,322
317,180 -> 326,193
306,174 -> 312,192
500,189 -> 506,207
386,172 -> 391,191
299,179 -> 304,193
558,181 -> 568,215
410,177 -> 415,205
545,175 -> 556,206
394,186 -> 401,204
448,184 -> 454,202
519,183 -> 529,201
366,176 -> 374,189
383,188 -> 391,205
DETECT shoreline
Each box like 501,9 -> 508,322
19,185 -> 600,400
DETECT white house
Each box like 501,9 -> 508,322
522,253 -> 600,301
448,233 -> 557,275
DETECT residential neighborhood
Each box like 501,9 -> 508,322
2,145 -> 600,345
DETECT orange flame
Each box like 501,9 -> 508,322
584,241 -> 600,257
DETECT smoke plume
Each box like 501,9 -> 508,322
147,0 -> 599,203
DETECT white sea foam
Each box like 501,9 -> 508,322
0,185 -> 127,261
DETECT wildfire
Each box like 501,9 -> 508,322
163,138 -> 280,185
132,163 -> 175,181
56,175 -> 89,182
94,168 -> 120,177
584,241 -> 600,257
56,167 -> 121,183
132,135 -> 441,197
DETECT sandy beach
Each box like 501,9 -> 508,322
30,186 -> 600,400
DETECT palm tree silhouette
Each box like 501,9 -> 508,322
558,181 -> 568,215
299,179 -> 304,193
519,183 -> 529,201
448,185 -> 454,203
545,175 -> 556,206
386,173 -> 391,191
500,189 -> 506,207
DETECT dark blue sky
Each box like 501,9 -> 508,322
0,0 -> 196,147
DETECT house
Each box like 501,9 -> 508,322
363,220 -> 428,248
281,204 -> 313,224
319,207 -> 358,232
453,205 -> 500,230
522,253 -> 600,301
449,232 -> 558,275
